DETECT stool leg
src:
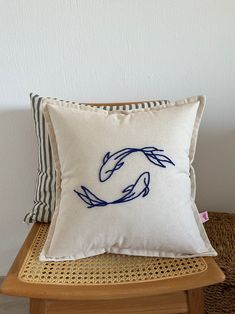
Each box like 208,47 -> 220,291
30,298 -> 46,314
186,288 -> 204,314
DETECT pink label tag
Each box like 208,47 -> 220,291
200,211 -> 209,223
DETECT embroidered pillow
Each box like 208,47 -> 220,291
24,94 -> 169,223
40,96 -> 216,261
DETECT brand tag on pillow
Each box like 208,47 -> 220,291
200,211 -> 209,223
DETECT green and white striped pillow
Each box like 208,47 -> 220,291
24,94 -> 169,223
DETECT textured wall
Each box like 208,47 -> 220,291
0,0 -> 234,275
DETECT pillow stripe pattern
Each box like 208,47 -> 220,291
24,94 -> 170,223
24,95 -> 56,223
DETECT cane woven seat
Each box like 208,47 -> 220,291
19,223 -> 207,285
0,221 -> 225,314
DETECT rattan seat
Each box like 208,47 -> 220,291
0,223 -> 225,314
19,224 -> 208,286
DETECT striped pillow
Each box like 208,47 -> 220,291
24,94 -> 170,223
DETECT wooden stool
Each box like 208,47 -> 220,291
0,223 -> 224,314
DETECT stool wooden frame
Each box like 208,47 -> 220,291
0,223 -> 224,314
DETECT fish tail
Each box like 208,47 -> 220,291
142,147 -> 175,167
74,187 -> 107,208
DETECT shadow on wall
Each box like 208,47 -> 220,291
195,129 -> 235,213
0,109 -> 37,222
0,109 -> 36,274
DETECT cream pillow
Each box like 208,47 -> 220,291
40,96 -> 216,261
25,94 -> 169,223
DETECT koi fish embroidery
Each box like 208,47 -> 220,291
99,147 -> 175,182
74,172 -> 150,208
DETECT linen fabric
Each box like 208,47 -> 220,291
24,94 -> 169,223
40,95 -> 216,261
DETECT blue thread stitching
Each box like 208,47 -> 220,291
74,171 -> 150,208
74,146 -> 175,208
99,147 -> 175,182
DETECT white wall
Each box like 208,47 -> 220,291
0,0 -> 234,275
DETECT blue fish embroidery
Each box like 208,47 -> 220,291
74,172 -> 150,208
99,147 -> 175,182
112,171 -> 150,204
